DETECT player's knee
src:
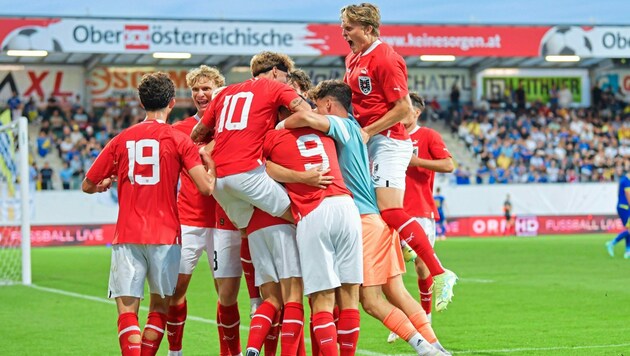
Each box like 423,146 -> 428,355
142,328 -> 159,341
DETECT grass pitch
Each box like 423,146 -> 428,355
1,233 -> 629,355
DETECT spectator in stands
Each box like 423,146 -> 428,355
59,161 -> 73,190
29,162 -> 39,191
7,90 -> 21,119
40,162 -> 54,190
515,83 -> 526,113
37,130 -> 53,158
449,84 -> 460,113
558,84 -> 573,109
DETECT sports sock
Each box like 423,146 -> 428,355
418,276 -> 433,318
218,302 -> 241,355
241,238 -> 261,299
140,312 -> 167,356
612,230 -> 630,244
408,311 -> 437,343
118,312 -> 142,356
216,304 -> 228,355
312,311 -> 338,356
337,309 -> 360,356
381,208 -> 445,275
281,302 -> 304,355
382,308 -> 416,341
264,309 -> 282,355
246,301 -> 278,353
166,301 -> 187,352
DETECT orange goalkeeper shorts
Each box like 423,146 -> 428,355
361,214 -> 406,287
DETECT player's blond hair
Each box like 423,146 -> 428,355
340,3 -> 381,37
288,69 -> 313,94
250,51 -> 295,77
186,65 -> 225,88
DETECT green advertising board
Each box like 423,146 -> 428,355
482,76 -> 583,104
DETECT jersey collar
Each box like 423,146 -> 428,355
361,39 -> 382,56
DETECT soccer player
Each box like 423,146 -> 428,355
279,80 -> 448,355
504,194 -> 514,235
190,51 -> 312,230
606,172 -> 630,258
166,65 -> 225,356
434,187 -> 447,240
264,121 -> 363,356
386,93 -> 454,344
341,3 -> 457,311
82,72 -> 215,356
244,209 -> 303,356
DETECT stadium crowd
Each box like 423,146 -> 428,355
450,85 -> 630,185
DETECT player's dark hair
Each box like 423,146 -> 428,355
138,72 -> 175,111
409,92 -> 426,111
310,80 -> 352,113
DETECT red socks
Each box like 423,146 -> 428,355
381,208 -> 445,275
241,238 -> 261,299
264,309 -> 282,355
281,302 -> 304,356
140,312 -> 167,356
246,301 -> 278,353
166,301 -> 187,352
217,303 -> 241,355
312,311 -> 338,356
118,312 -> 141,356
337,309 -> 360,356
418,276 -> 433,318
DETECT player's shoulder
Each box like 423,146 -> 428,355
172,116 -> 196,131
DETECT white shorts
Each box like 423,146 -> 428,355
367,134 -> 413,190
296,196 -> 363,296
108,244 -> 181,299
212,228 -> 243,279
248,224 -> 301,286
179,225 -> 213,275
214,165 -> 291,229
416,218 -> 436,247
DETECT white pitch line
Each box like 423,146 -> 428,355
25,284 -> 629,355
455,342 -> 630,354
457,278 -> 495,283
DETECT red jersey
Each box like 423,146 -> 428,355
404,126 -> 451,219
173,115 -> 216,228
201,77 -> 300,177
215,203 -> 237,231
86,120 -> 202,245
246,208 -> 291,235
263,128 -> 351,221
344,40 -> 409,140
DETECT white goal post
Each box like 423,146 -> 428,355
0,116 -> 30,285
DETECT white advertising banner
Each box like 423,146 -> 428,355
0,65 -> 84,103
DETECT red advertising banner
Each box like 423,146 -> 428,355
2,224 -> 117,247
306,24 -> 550,57
445,215 -> 624,237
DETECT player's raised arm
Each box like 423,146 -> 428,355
363,95 -> 412,139
190,120 -> 211,143
187,165 -> 215,196
277,110 -> 330,133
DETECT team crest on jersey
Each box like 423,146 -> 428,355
358,76 -> 372,95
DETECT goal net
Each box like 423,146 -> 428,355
0,115 -> 30,285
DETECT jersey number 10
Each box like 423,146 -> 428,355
217,92 -> 253,133
126,139 -> 160,185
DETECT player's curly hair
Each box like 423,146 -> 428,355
409,92 -> 426,111
250,51 -> 295,77
340,3 -> 381,37
288,69 -> 313,94
309,80 -> 352,113
186,65 -> 225,88
138,72 -> 175,111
